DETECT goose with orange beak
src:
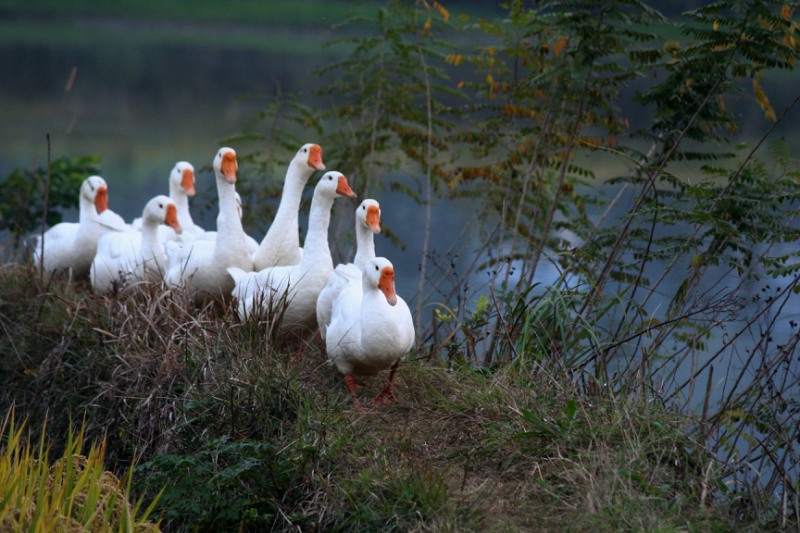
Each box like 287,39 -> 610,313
133,161 -> 203,241
316,199 -> 382,342
165,147 -> 254,300
326,256 -> 415,409
91,195 -> 182,292
33,175 -> 110,281
229,171 -> 356,334
253,143 -> 326,269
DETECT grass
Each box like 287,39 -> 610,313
0,410 -> 161,532
0,261 -> 780,531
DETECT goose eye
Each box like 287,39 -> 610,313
362,205 -> 366,210
159,203 -> 164,208
374,265 -> 379,271
303,148 -> 307,153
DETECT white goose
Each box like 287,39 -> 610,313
133,161 -> 203,241
252,143 -> 325,269
228,171 -> 356,333
33,175 -> 109,281
91,195 -> 182,292
97,208 -> 132,234
165,147 -> 254,300
326,257 -> 415,408
316,199 -> 381,341
197,191 -> 259,255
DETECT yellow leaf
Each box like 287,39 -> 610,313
553,38 -> 568,57
753,78 -> 777,122
457,81 -> 464,89
713,20 -> 719,31
781,4 -> 793,20
424,17 -> 431,32
433,1 -> 449,22
486,74 -> 494,84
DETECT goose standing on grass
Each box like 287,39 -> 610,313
91,195 -> 182,292
165,147 -> 253,300
133,161 -> 203,241
228,171 -> 356,334
252,143 -> 325,269
33,175 -> 109,281
316,199 -> 381,342
326,257 -> 414,409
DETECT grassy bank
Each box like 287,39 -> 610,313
0,262 -> 780,531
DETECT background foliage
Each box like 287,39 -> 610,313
2,0 -> 800,530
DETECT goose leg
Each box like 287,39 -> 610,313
372,360 -> 400,405
344,373 -> 359,401
345,373 -> 376,413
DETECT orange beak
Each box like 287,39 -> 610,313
181,168 -> 196,196
308,144 -> 325,171
95,187 -> 108,214
165,204 -> 182,234
379,266 -> 397,306
336,175 -> 357,199
366,205 -> 381,234
221,151 -> 237,184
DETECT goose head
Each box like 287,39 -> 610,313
357,199 -> 381,234
315,171 -> 357,200
170,161 -> 196,197
143,195 -> 183,235
83,175 -> 108,214
213,147 -> 237,184
294,143 -> 326,172
365,257 -> 398,306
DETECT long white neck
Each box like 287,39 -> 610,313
353,222 -> 376,271
300,191 -> 334,268
214,177 -> 244,251
169,182 -> 194,230
139,218 -> 165,267
264,162 -> 310,245
79,195 -> 98,224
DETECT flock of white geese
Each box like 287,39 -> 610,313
31,144 -> 414,409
